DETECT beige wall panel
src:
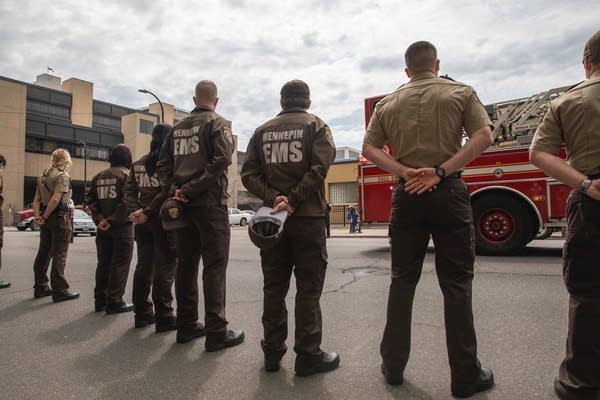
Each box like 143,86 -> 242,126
24,153 -> 108,182
149,102 -> 175,126
62,78 -> 93,127
0,80 -> 27,223
122,113 -> 155,161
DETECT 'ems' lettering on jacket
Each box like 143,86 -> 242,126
156,106 -> 234,207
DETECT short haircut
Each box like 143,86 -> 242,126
584,30 -> 600,65
405,41 -> 437,72
280,80 -> 311,110
0,153 -> 5,167
109,144 -> 132,169
281,96 -> 310,110
195,80 -> 218,102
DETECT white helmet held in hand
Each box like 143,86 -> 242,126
248,207 -> 287,249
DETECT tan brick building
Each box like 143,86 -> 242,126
0,73 -> 239,225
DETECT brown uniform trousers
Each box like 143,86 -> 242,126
381,178 -> 481,384
94,223 -> 133,308
132,216 -> 176,320
32,212 -> 72,293
261,217 -> 327,363
559,189 -> 600,391
174,204 -> 229,341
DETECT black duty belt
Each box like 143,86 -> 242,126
398,171 -> 462,184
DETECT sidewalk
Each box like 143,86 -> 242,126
329,224 -> 389,238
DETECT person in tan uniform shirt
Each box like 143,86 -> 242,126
31,149 -> 79,302
362,41 -> 494,398
530,30 -> 600,400
0,154 -> 10,289
242,80 -> 338,376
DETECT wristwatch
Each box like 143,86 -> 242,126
580,178 -> 592,193
435,166 -> 446,180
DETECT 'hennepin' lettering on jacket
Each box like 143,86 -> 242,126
133,164 -> 159,188
262,129 -> 303,142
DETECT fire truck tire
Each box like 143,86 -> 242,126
17,226 -> 27,231
472,195 -> 535,256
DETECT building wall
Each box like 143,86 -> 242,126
0,79 -> 27,224
324,161 -> 359,224
0,74 -> 195,225
227,135 -> 240,208
122,113 -> 157,162
149,102 -> 175,126
62,78 -> 93,127
324,161 -> 358,202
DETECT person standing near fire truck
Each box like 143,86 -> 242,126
241,80 -> 338,376
530,30 -> 600,400
362,41 -> 494,397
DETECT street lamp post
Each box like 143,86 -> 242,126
138,89 -> 164,123
76,140 -> 87,204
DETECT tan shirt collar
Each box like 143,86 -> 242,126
410,71 -> 437,82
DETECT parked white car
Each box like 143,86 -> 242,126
73,209 -> 97,236
228,208 -> 253,226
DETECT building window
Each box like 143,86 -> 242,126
25,137 -> 110,161
93,114 -> 121,130
26,100 -> 70,120
140,119 -> 154,134
329,182 -> 357,205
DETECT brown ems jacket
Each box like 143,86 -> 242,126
123,155 -> 167,216
241,108 -> 336,217
156,106 -> 234,207
87,166 -> 130,225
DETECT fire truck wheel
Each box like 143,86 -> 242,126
472,195 -> 535,256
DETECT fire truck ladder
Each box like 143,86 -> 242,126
491,85 -> 571,144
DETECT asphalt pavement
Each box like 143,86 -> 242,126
0,225 -> 567,400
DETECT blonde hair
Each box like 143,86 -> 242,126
51,148 -> 72,171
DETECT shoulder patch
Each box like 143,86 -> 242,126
222,126 -> 234,144
58,173 -> 69,187
324,126 -> 335,148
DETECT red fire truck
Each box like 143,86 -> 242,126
358,85 -> 573,255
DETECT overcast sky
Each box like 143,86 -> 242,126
1,0 -> 598,152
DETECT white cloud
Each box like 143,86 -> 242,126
1,0 -> 598,151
